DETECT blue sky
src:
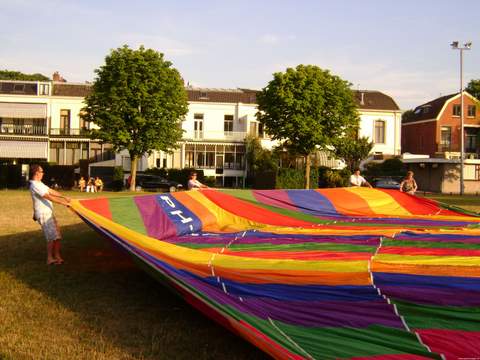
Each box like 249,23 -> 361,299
1,0 -> 478,110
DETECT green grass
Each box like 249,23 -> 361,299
0,189 -> 267,360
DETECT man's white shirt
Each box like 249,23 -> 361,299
350,174 -> 367,187
30,180 -> 53,216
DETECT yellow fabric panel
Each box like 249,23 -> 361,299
346,188 -> 412,216
375,254 -> 480,267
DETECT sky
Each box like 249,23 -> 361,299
1,0 -> 479,110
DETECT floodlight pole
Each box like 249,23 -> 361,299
451,41 -> 472,195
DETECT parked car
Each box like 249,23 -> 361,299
373,178 -> 401,190
135,174 -> 183,192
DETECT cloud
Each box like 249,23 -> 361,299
259,34 -> 280,45
118,33 -> 194,56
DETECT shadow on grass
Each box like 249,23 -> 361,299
0,223 -> 268,360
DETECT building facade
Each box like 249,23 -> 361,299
402,92 -> 480,158
0,79 -> 114,167
1,77 -> 401,187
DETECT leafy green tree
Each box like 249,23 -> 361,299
245,135 -> 278,175
331,132 -> 373,172
401,109 -> 414,122
256,65 -> 359,188
0,70 -> 49,81
82,45 -> 188,191
466,79 -> 480,100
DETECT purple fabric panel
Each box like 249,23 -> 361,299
165,234 -> 381,246
253,190 -> 299,211
134,195 -> 177,240
378,286 -> 480,306
188,278 -> 404,329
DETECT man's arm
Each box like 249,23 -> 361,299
45,189 -> 71,206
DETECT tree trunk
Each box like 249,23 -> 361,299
305,154 -> 311,189
129,154 -> 138,191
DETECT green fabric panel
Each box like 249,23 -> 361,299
181,242 -> 376,253
383,239 -> 480,250
224,312 -> 438,359
392,300 -> 480,331
109,197 -> 147,235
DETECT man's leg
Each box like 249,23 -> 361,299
47,241 -> 56,265
53,239 -> 63,263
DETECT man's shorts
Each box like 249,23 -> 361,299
37,213 -> 61,242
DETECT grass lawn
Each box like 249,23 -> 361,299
0,189 -> 267,360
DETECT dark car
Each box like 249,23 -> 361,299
135,174 -> 183,192
373,178 -> 401,190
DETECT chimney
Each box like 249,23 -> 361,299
360,92 -> 365,106
52,71 -> 66,82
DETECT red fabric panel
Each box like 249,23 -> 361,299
416,328 -> 480,359
381,246 -> 480,257
201,190 -> 314,227
377,189 -> 441,216
79,198 -> 112,220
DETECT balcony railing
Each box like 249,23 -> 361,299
50,128 -> 90,136
0,124 -> 47,135
185,130 -> 248,141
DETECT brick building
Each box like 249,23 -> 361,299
402,92 -> 480,158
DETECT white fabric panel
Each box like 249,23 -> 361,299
0,102 -> 47,118
0,140 -> 48,159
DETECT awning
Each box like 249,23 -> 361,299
0,102 -> 47,118
0,140 -> 48,159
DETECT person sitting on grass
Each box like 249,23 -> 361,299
188,172 -> 208,190
29,164 -> 71,265
94,176 -> 103,192
350,168 -> 372,188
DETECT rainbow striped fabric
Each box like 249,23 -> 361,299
71,188 -> 480,359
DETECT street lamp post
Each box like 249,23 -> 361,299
451,41 -> 472,195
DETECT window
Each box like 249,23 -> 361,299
374,120 -> 385,144
13,83 -> 25,92
249,121 -> 258,137
39,84 -> 50,95
60,109 -> 70,135
49,141 -> 64,164
468,105 -> 476,117
453,104 -> 461,116
194,113 -> 203,139
66,142 -> 80,165
224,115 -> 233,135
90,142 -> 102,162
440,126 -> 452,152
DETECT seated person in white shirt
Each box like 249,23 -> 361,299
188,172 -> 208,190
350,168 -> 372,188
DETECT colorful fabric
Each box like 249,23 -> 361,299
71,188 -> 480,359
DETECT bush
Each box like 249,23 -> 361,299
144,167 -> 168,178
318,167 -> 350,188
364,158 -> 405,179
111,166 -> 124,191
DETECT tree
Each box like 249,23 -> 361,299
466,79 -> 480,100
0,70 -> 49,81
81,45 -> 188,191
256,65 -> 360,188
331,132 -> 373,172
